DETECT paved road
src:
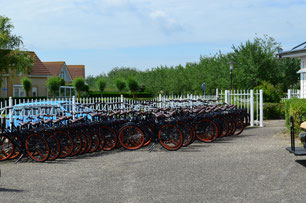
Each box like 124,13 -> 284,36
1,120 -> 306,203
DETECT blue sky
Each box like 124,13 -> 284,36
1,0 -> 306,76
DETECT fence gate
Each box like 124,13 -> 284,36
217,89 -> 263,127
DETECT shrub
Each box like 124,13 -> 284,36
285,98 -> 306,134
21,77 -> 32,97
255,81 -> 283,103
263,103 -> 284,119
46,77 -> 61,98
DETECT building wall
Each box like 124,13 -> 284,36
302,72 -> 306,98
3,72 -> 49,97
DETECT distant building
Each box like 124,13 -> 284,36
0,51 -> 52,97
43,62 -> 85,83
278,42 -> 306,98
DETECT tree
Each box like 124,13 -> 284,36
73,77 -> 86,99
46,77 -> 61,98
0,16 -> 34,85
97,78 -> 106,97
115,79 -> 126,94
21,77 -> 32,97
127,78 -> 139,98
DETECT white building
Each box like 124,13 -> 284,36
278,42 -> 306,98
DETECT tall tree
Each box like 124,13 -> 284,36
97,78 -> 106,97
21,77 -> 32,97
127,78 -> 138,98
115,79 -> 126,94
0,16 -> 34,85
73,77 -> 86,99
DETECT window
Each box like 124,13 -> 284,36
13,85 -> 25,97
59,71 -> 64,79
32,87 -> 38,97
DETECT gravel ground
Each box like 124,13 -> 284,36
1,120 -> 306,203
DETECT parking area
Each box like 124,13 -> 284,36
1,120 -> 306,203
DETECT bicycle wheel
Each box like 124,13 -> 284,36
158,123 -> 183,151
44,132 -> 61,161
195,119 -> 218,142
88,128 -> 100,153
234,117 -> 244,135
56,130 -> 74,158
69,130 -> 82,156
0,134 -> 14,161
143,124 -> 154,147
218,117 -> 229,137
177,121 -> 193,147
26,133 -> 50,162
119,125 -> 144,150
100,126 -> 117,151
9,135 -> 21,160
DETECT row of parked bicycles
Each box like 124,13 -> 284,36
0,99 -> 250,162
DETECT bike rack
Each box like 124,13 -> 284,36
286,116 -> 306,156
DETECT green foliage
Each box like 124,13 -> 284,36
21,77 -> 32,97
59,78 -> 65,86
72,77 -> 86,99
88,91 -> 153,98
0,16 -> 34,83
85,35 -> 300,95
255,81 -> 283,103
97,78 -> 106,97
115,79 -> 126,94
46,77 -> 61,98
263,103 -> 284,119
127,78 -> 139,98
285,98 -> 306,135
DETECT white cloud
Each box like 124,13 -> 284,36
0,0 -> 306,50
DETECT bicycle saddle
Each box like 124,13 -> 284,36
301,122 -> 306,130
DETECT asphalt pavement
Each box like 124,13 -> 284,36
1,120 -> 306,203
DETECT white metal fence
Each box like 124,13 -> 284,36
281,89 -> 301,102
0,89 -> 263,129
217,89 -> 263,127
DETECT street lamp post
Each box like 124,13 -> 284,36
229,62 -> 234,91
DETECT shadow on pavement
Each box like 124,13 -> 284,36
0,188 -> 24,192
295,160 -> 306,168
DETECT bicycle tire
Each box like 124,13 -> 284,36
26,133 -> 50,162
0,134 -> 14,161
119,125 -> 144,150
158,123 -> 183,151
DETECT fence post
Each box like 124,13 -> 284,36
250,89 -> 254,126
216,88 -> 219,100
225,90 -> 228,104
259,89 -> 263,127
288,89 -> 291,99
72,96 -> 76,119
120,94 -> 124,110
159,94 -> 162,108
9,97 -> 13,129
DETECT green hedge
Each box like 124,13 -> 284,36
263,103 -> 284,119
88,91 -> 153,98
285,98 -> 306,134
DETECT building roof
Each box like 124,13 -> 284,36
27,52 -> 52,76
66,65 -> 85,79
278,41 -> 306,58
297,68 -> 306,73
43,61 -> 65,76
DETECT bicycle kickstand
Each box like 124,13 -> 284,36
148,142 -> 156,152
15,153 -> 24,164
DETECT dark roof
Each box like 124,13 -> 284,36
27,52 -> 52,76
278,41 -> 306,57
43,61 -> 65,76
66,65 -> 85,79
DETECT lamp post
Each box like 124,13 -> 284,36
229,62 -> 234,91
